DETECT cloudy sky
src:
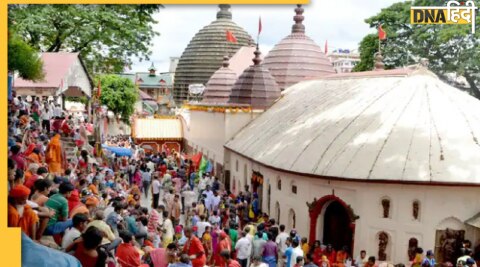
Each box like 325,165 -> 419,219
130,0 -> 404,73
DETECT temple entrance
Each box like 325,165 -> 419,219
323,201 -> 353,251
308,195 -> 358,254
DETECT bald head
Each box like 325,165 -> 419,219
184,226 -> 193,238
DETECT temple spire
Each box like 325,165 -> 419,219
292,4 -> 305,34
217,4 -> 232,19
222,55 -> 230,68
253,44 -> 262,66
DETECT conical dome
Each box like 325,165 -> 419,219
228,47 -> 281,110
202,56 -> 237,104
173,4 -> 254,104
263,5 -> 335,91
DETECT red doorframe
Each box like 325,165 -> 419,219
308,195 -> 357,254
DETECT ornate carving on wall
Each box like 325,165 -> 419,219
408,238 -> 418,261
413,201 -> 420,220
440,228 -> 465,263
381,198 -> 390,218
378,231 -> 389,261
306,198 -> 318,211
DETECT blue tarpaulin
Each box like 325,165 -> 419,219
101,145 -> 133,157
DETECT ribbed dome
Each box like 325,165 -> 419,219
263,5 -> 335,91
202,56 -> 237,104
228,47 -> 281,110
173,4 -> 254,104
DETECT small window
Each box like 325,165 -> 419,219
292,185 -> 297,194
277,178 -> 282,191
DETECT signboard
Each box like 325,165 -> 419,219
410,0 -> 478,33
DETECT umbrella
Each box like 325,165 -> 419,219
142,144 -> 154,150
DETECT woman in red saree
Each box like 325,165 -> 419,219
182,227 -> 206,267
312,240 -> 324,266
215,231 -> 231,267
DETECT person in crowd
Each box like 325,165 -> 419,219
412,248 -> 424,267
291,239 -> 304,267
263,232 -> 278,267
46,134 -> 64,175
62,213 -> 89,250
44,182 -> 75,236
221,249 -> 241,267
236,231 -> 252,267
355,250 -> 368,267
305,254 -> 318,267
8,184 -> 39,240
68,226 -> 107,267
182,226 -> 206,267
116,230 -> 149,267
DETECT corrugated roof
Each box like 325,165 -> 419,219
14,52 -> 80,88
225,67 -> 480,185
134,118 -> 183,140
137,72 -> 173,87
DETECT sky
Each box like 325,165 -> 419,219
130,0 -> 405,73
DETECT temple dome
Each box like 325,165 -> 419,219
173,4 -> 254,104
228,47 -> 281,110
226,66 -> 480,185
202,56 -> 237,104
263,5 -> 335,91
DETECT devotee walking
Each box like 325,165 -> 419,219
183,226 -> 206,267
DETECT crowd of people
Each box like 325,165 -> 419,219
7,94 -> 479,267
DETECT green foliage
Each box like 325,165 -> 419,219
8,32 -> 44,81
66,96 -> 89,105
9,4 -> 162,74
354,0 -> 480,98
97,74 -> 138,123
352,34 -> 378,72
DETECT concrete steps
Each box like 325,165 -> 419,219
61,136 -> 77,162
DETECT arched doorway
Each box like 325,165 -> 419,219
308,195 -> 359,252
323,201 -> 353,251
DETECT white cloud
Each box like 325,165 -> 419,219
131,1 -> 403,73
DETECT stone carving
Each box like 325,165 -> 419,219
408,238 -> 418,261
378,231 -> 389,261
440,228 -> 465,263
382,199 -> 390,218
306,198 -> 318,211
413,201 -> 420,220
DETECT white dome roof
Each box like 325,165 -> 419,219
225,67 -> 480,185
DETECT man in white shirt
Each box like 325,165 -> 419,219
62,213 -> 88,250
146,159 -> 155,175
53,104 -> 63,118
196,214 -> 211,238
355,250 -> 368,267
291,239 -> 304,267
152,175 -> 161,209
276,224 -> 290,267
236,231 -> 252,267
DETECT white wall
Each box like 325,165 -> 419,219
64,58 -> 92,97
228,151 -> 480,264
184,109 -> 258,176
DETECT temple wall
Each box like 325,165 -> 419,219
228,151 -> 480,265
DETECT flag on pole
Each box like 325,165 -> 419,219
226,30 -> 238,43
324,40 -> 328,54
258,17 -> 262,35
378,24 -> 387,40
198,156 -> 208,177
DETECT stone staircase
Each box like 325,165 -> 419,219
61,136 -> 77,162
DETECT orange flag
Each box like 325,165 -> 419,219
378,24 -> 387,40
226,30 -> 238,43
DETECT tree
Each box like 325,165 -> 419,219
352,34 -> 378,72
97,74 -> 138,123
354,0 -> 480,98
8,31 -> 44,81
9,4 -> 162,74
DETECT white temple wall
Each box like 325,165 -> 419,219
228,151 -> 480,264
